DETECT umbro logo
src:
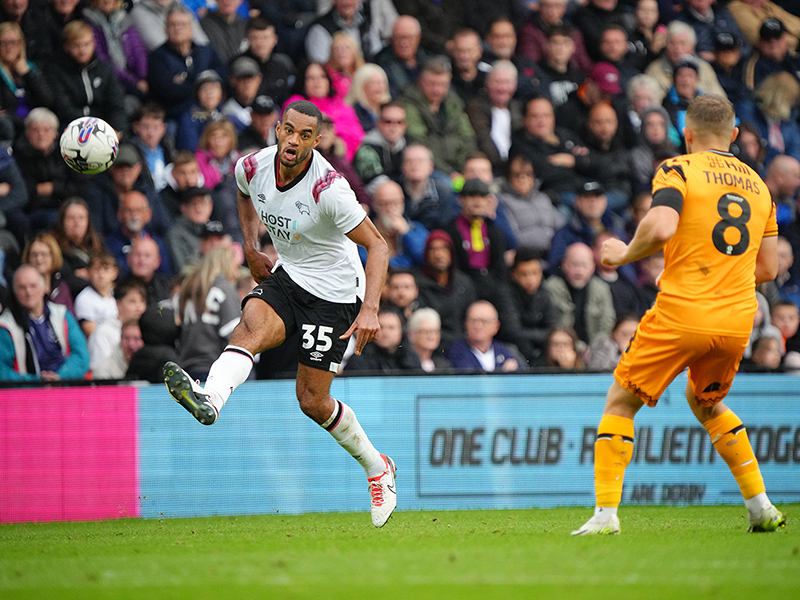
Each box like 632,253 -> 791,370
257,193 -> 266,203
310,351 -> 323,361
295,201 -> 310,215
251,288 -> 263,295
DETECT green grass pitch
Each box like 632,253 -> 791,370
1,505 -> 797,599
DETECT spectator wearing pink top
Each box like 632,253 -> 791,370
284,61 -> 365,161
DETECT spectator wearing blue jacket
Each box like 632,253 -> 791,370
447,300 -> 522,372
0,265 -> 89,381
548,180 -> 628,275
676,0 -> 751,62
147,4 -> 227,120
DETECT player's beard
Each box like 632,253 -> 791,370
278,143 -> 311,169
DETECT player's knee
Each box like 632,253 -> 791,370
296,382 -> 326,419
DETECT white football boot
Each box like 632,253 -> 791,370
571,512 -> 621,536
748,504 -> 787,533
368,454 -> 397,527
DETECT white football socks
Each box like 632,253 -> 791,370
745,491 -> 771,515
204,346 -> 255,412
595,506 -> 618,517
322,400 -> 386,478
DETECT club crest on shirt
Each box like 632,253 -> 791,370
295,201 -> 310,215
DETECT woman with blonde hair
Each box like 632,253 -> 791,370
737,72 -> 800,165
175,245 -> 241,380
325,31 -> 365,99
22,232 -> 75,314
345,63 -> 391,133
0,22 -> 53,133
195,119 -> 240,190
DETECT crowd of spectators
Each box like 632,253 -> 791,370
1,0 -> 800,381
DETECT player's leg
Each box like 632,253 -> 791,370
574,312 -> 691,536
164,280 -> 289,425
202,300 -> 287,411
572,382 -> 643,536
687,347 -> 787,532
296,363 -> 396,527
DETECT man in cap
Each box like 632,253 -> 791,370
676,0 -> 751,61
711,32 -> 747,105
662,55 -> 703,143
238,95 -> 278,152
743,18 -> 800,90
556,62 -> 636,147
728,0 -> 800,51
548,180 -> 627,270
198,220 -> 232,257
443,178 -> 512,312
166,186 -> 215,270
84,143 -> 173,238
222,57 -> 264,132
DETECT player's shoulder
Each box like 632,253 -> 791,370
308,151 -> 350,203
236,146 -> 276,187
654,154 -> 693,181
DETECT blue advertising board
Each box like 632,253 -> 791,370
138,374 -> 800,519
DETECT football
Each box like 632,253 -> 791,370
60,116 -> 119,175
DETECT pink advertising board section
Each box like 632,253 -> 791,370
0,386 -> 139,523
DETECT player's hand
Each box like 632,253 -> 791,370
601,238 -> 629,266
340,308 -> 380,355
41,371 -> 60,381
245,250 -> 273,283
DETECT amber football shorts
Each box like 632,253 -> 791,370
614,310 -> 750,407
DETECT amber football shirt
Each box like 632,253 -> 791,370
650,150 -> 778,336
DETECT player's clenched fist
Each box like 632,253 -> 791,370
601,238 -> 629,266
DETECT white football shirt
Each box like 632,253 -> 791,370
234,147 -> 367,303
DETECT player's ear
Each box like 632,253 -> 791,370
683,127 -> 692,145
312,133 -> 322,148
730,126 -> 739,144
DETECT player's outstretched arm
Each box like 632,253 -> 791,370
237,190 -> 273,282
602,205 -> 679,266
755,235 -> 778,284
342,216 -> 389,355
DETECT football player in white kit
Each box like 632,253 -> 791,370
163,100 -> 396,527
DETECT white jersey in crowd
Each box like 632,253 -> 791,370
234,146 -> 367,304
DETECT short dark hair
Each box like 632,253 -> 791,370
114,278 -> 147,301
134,102 -> 165,123
513,247 -> 545,269
246,16 -> 275,33
88,250 -> 117,269
282,99 -> 323,133
547,24 -> 574,40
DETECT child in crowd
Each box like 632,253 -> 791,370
88,279 -> 147,374
73,251 -> 119,338
771,300 -> 800,354
507,248 -> 559,362
131,103 -> 173,192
